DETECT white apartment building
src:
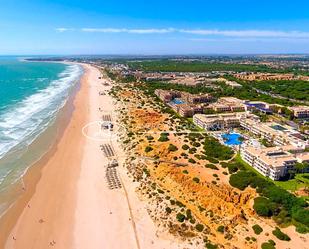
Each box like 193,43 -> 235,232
240,120 -> 309,149
193,112 -> 254,130
241,145 -> 309,180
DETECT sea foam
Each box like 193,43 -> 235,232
0,63 -> 83,161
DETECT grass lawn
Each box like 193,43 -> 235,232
235,154 -> 309,200
275,173 -> 309,192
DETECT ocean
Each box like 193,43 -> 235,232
0,57 -> 83,215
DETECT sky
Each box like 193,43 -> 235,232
1,0 -> 309,54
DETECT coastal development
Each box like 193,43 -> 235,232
1,1 -> 309,248
0,56 -> 308,249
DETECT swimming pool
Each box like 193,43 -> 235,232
170,98 -> 185,105
271,124 -> 287,131
221,133 -> 243,146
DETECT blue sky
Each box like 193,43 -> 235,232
1,0 -> 309,54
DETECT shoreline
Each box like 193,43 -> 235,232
0,62 -> 85,248
0,63 -> 190,249
0,60 -> 82,217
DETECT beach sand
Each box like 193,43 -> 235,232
0,64 -> 183,249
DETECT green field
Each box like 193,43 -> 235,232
275,174 -> 309,193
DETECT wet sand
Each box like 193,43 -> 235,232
0,64 -> 189,249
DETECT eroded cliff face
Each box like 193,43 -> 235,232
147,162 -> 256,248
151,163 -> 254,220
129,109 -> 168,132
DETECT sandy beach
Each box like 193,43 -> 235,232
0,64 -> 184,249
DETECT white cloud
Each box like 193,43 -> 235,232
81,28 -> 175,34
55,28 -> 74,32
181,29 -> 309,38
60,27 -> 309,39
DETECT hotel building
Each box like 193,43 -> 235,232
193,112 -> 255,130
154,89 -> 181,103
241,145 -> 309,180
240,120 -> 309,149
289,106 -> 309,119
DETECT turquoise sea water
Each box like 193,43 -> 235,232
0,57 -> 83,214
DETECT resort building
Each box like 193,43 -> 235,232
289,106 -> 309,119
244,101 -> 273,114
193,112 -> 254,130
235,72 -> 295,81
240,120 -> 309,149
218,78 -> 242,88
181,92 -> 214,104
154,89 -> 181,103
207,97 -> 247,113
173,104 -> 204,117
241,145 -> 309,180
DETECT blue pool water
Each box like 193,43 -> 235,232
271,124 -> 287,131
170,98 -> 184,105
222,133 -> 243,145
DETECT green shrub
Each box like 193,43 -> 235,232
168,144 -> 178,152
253,197 -> 275,217
205,164 -> 219,170
165,207 -> 172,214
188,148 -> 197,154
182,144 -> 190,150
188,158 -> 196,164
221,162 -> 229,168
186,209 -> 192,219
205,242 -> 218,249
203,137 -> 234,160
146,135 -> 154,141
144,146 -> 153,153
206,157 -> 220,164
296,224 -> 309,234
195,223 -> 204,232
193,177 -> 200,183
227,164 -> 239,174
189,218 -> 196,224
292,209 -> 309,227
217,225 -> 225,233
182,170 -> 189,174
272,227 -> 291,241
142,168 -> 150,177
261,242 -> 276,249
192,141 -> 201,147
176,201 -> 185,207
229,171 -> 255,190
157,189 -> 164,194
273,209 -> 291,225
158,133 -> 169,142
252,224 -> 263,235
176,213 -> 186,222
